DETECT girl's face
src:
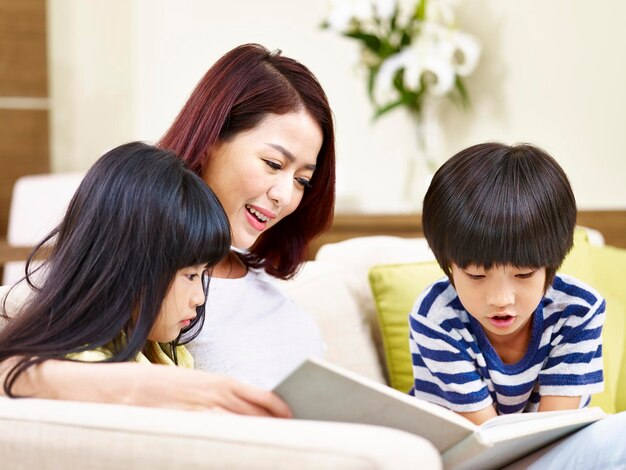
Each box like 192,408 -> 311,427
450,264 -> 546,343
148,264 -> 207,343
201,110 -> 323,249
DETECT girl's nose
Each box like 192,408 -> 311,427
191,280 -> 206,308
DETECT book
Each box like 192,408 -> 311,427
273,357 -> 606,470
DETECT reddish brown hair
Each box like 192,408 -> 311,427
159,43 -> 335,279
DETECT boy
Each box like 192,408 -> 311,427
409,142 -> 605,425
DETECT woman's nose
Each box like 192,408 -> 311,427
267,174 -> 294,207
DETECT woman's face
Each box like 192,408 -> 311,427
202,110 -> 323,249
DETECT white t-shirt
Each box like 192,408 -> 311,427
187,268 -> 323,389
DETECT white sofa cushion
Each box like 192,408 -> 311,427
0,397 -> 442,469
313,236 -> 436,376
277,261 -> 385,384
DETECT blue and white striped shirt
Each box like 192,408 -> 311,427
408,274 -> 605,414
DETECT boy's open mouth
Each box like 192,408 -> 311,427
488,314 -> 516,328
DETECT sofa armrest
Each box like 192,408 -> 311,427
0,397 -> 441,469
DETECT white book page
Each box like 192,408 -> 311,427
274,357 -> 476,452
477,407 -> 605,442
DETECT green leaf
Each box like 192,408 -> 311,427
367,67 -> 378,102
373,98 -> 405,120
390,6 -> 398,31
415,0 -> 427,21
344,31 -> 382,54
454,76 -> 471,109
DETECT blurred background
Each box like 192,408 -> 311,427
1,0 -> 625,259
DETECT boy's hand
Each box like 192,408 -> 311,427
458,404 -> 498,425
538,395 -> 581,412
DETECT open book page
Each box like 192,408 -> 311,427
274,358 -> 607,470
479,406 -> 605,437
273,357 -> 476,452
445,408 -> 604,470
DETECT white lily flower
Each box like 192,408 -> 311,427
325,0 -> 375,31
373,0 -> 397,20
395,0 -> 416,25
375,50 -> 413,103
446,31 -> 481,76
419,53 -> 456,95
322,0 -> 480,118
426,0 -> 458,26
403,25 -> 455,96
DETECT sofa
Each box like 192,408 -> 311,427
1,228 -> 624,469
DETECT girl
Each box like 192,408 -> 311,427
0,142 -> 290,417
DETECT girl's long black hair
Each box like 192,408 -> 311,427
0,142 -> 231,396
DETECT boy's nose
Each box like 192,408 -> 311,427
487,288 -> 515,308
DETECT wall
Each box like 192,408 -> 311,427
48,0 -> 626,212
47,0 -> 134,172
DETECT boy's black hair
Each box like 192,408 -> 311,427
422,142 -> 576,288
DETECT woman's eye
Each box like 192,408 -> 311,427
263,159 -> 282,171
296,177 -> 313,189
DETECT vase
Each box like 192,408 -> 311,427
401,109 -> 439,213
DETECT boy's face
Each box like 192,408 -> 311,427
450,264 -> 546,340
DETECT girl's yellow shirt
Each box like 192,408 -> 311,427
69,341 -> 194,368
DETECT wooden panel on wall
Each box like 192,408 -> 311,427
577,211 -> 626,249
0,0 -> 48,97
309,211 -> 626,259
0,109 -> 49,235
0,0 -> 49,284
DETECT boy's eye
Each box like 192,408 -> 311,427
515,270 -> 536,279
464,272 -> 485,280
296,177 -> 313,189
263,159 -> 282,171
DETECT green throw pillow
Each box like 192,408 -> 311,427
369,260 -> 443,393
588,245 -> 626,413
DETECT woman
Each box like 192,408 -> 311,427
159,43 -> 335,389
0,43 -> 333,413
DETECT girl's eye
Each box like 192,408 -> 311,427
296,177 -> 313,189
263,159 -> 282,171
186,274 -> 198,281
